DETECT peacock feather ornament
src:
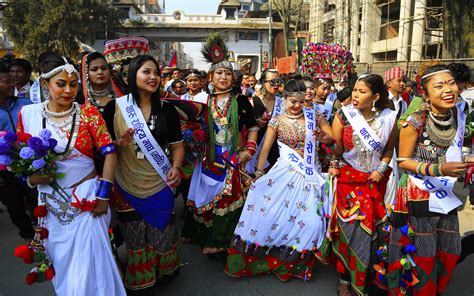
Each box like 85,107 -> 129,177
201,33 -> 233,72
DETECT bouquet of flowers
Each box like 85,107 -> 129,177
0,129 -> 58,285
0,129 -> 59,178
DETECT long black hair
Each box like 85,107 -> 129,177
127,55 -> 168,143
85,52 -> 109,69
284,74 -> 306,94
356,74 -> 392,111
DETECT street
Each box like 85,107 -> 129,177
1,183 -> 473,296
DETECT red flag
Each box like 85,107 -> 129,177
169,52 -> 177,68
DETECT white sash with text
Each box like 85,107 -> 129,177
116,95 -> 172,188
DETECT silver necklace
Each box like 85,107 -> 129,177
90,84 -> 112,98
284,111 -> 304,120
429,109 -> 453,127
426,114 -> 457,147
42,100 -> 75,118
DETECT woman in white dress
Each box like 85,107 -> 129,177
225,77 -> 333,281
18,54 -> 125,295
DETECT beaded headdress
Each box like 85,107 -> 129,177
300,42 -> 353,82
103,37 -> 149,64
41,57 -> 79,79
201,33 -> 233,72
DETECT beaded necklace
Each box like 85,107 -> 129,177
208,95 -> 238,163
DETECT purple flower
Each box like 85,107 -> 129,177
48,138 -> 57,149
4,132 -> 18,143
39,129 -> 52,141
31,158 -> 46,170
0,155 -> 12,165
28,137 -> 43,149
19,147 -> 35,159
35,145 -> 48,157
0,142 -> 10,155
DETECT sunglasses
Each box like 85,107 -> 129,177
265,79 -> 281,86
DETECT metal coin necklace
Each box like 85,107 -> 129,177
426,110 -> 456,147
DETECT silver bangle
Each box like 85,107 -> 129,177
26,176 -> 37,189
96,196 -> 110,201
396,157 -> 411,162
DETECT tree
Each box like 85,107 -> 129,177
261,0 -> 308,57
3,0 -> 122,64
442,0 -> 474,59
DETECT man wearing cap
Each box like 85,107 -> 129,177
383,66 -> 406,213
384,66 -> 407,118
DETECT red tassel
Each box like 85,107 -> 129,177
33,206 -> 47,218
45,268 -> 55,281
40,228 -> 49,239
25,272 -> 37,285
14,245 -> 30,258
22,249 -> 35,264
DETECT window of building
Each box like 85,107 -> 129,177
225,8 -> 236,20
323,0 -> 336,13
377,0 -> 400,40
323,19 -> 335,43
241,4 -> 250,11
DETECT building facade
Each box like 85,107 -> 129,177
309,0 -> 444,63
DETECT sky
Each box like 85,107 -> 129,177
164,0 -> 221,70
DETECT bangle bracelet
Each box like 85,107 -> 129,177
96,196 -> 110,201
416,163 -> 423,175
26,176 -> 37,188
396,157 -> 411,162
438,163 -> 444,176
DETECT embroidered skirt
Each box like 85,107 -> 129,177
387,174 -> 461,295
111,187 -> 180,290
225,157 -> 328,281
320,164 -> 390,295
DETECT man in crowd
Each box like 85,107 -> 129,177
171,79 -> 186,96
385,66 -> 407,118
10,58 -> 32,99
0,60 -> 35,240
247,73 -> 257,88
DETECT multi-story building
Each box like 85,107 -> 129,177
309,0 -> 444,63
0,0 -> 16,56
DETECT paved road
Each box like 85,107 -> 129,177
1,183 -> 473,296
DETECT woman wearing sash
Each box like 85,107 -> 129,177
102,55 -> 184,294
324,74 -> 398,296
178,69 -> 207,240
245,69 -> 285,175
387,65 -> 470,295
225,78 -> 332,281
77,52 -> 123,113
18,54 -> 125,295
312,78 -> 342,124
187,34 -> 258,255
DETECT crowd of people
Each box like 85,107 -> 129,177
1,34 -> 473,296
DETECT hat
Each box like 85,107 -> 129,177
384,66 -> 405,83
103,37 -> 149,64
201,33 -> 233,72
300,42 -> 354,81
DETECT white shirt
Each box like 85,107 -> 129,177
389,90 -> 407,117
14,81 -> 31,98
461,87 -> 474,111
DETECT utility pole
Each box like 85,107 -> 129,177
268,0 -> 273,69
